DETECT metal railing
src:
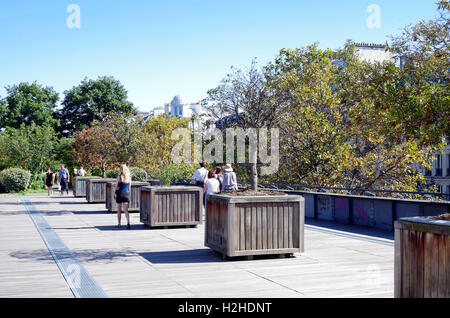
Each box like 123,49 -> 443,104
173,178 -> 450,201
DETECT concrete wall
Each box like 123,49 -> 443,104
284,190 -> 450,232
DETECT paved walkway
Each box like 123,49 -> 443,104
0,193 -> 395,298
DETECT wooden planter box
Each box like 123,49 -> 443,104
395,217 -> 449,298
140,186 -> 202,227
85,178 -> 116,203
146,179 -> 162,186
205,194 -> 305,259
105,181 -> 149,212
73,177 -> 100,197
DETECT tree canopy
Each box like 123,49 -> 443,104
56,76 -> 138,137
0,82 -> 59,129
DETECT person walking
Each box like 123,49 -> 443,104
192,160 -> 208,188
114,164 -> 131,229
203,170 -> 221,205
215,166 -> 224,191
222,164 -> 238,191
45,168 -> 55,196
58,165 -> 70,195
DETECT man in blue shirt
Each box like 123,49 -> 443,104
59,164 -> 70,195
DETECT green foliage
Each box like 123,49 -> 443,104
130,167 -> 147,182
105,168 -> 120,179
106,167 -> 147,181
136,114 -> 191,174
57,76 -> 138,137
0,82 -> 59,129
0,123 -> 59,176
73,113 -> 146,176
30,174 -> 45,190
157,163 -> 197,186
0,168 -> 31,193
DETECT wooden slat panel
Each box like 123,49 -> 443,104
251,205 -> 256,250
278,204 -> 284,249
292,202 -> 299,249
273,204 -> 278,249
267,203 -> 273,250
409,231 -> 417,297
416,231 -> 424,298
256,203 -> 262,250
423,232 -> 432,298
431,233 -> 439,298
438,234 -> 447,298
402,229 -> 410,298
245,206 -> 251,251
239,206 -> 245,251
262,204 -> 267,250
288,203 -> 294,249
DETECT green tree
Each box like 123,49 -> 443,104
383,0 -> 449,145
0,123 -> 59,176
136,114 -> 191,177
0,82 -> 59,129
56,76 -> 138,136
73,113 -> 145,177
263,44 -> 438,194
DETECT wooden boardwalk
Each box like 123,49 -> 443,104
0,193 -> 395,298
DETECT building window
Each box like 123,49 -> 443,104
435,155 -> 442,176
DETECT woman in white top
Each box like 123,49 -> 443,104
203,170 -> 221,198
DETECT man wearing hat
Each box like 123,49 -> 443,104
222,164 -> 238,191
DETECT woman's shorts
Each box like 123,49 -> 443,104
116,191 -> 130,204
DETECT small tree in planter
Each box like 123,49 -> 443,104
203,60 -> 304,259
204,59 -> 288,191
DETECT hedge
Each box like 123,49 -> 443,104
0,168 -> 31,193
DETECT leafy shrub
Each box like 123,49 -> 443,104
0,168 -> 31,193
159,163 -> 196,186
106,167 -> 148,182
105,169 -> 120,179
130,167 -> 147,182
30,174 -> 45,190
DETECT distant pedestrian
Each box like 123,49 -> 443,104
114,164 -> 131,229
58,164 -> 70,195
72,168 -> 78,188
78,166 -> 86,177
45,168 -> 55,196
215,166 -> 223,191
222,164 -> 238,191
203,170 -> 221,202
192,160 -> 208,188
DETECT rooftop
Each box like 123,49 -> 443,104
0,194 -> 394,298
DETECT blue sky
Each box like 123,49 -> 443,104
0,0 -> 441,112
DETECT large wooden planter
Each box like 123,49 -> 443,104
105,181 -> 149,213
140,186 -> 202,227
85,178 -> 116,203
205,194 -> 305,259
395,217 -> 449,298
73,176 -> 100,197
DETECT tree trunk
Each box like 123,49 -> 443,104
102,162 -> 106,178
250,145 -> 258,191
